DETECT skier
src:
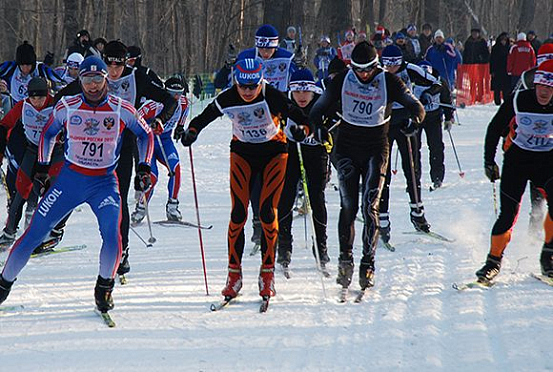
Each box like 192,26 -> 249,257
277,68 -> 329,273
309,41 -> 425,292
337,30 -> 356,65
314,36 -> 338,81
55,40 -> 177,277
180,58 -> 310,302
65,29 -> 99,59
477,60 -> 553,282
378,45 -> 440,244
54,52 -> 84,88
0,78 -> 64,249
413,60 -> 455,190
0,41 -> 64,201
0,56 -> 154,313
131,76 -> 189,223
280,26 -> 297,53
126,45 -> 164,88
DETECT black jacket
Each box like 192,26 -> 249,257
463,36 -> 490,64
489,33 -> 511,91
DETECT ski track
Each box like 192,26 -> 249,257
1,103 -> 553,371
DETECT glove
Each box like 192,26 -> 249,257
33,163 -> 51,196
419,92 -> 432,106
314,125 -> 329,144
180,128 -> 198,147
150,118 -> 164,135
289,124 -> 307,142
443,120 -> 453,132
134,164 -> 152,191
400,120 -> 418,137
484,162 -> 500,182
173,125 -> 185,141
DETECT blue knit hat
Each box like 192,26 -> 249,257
289,69 -> 322,93
79,56 -> 108,76
255,25 -> 279,48
381,45 -> 403,66
234,58 -> 263,85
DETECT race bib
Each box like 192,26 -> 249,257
22,101 -> 53,146
341,70 -> 388,127
222,100 -> 278,143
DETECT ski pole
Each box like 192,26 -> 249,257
189,147 -> 209,295
405,133 -> 421,207
156,134 -> 175,177
392,146 -> 399,175
447,129 -> 465,177
129,224 -> 153,248
141,191 -> 156,244
297,142 -> 327,300
492,181 -> 498,217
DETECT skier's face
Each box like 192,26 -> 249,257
535,84 -> 553,105
19,64 -> 32,76
237,83 -> 262,102
81,74 -> 107,102
29,96 -> 47,109
107,64 -> 125,80
258,48 -> 275,60
353,66 -> 377,82
292,90 -> 314,108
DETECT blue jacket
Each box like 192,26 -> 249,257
424,43 -> 458,87
313,47 -> 337,80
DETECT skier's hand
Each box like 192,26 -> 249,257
173,125 -> 185,140
313,125 -> 329,144
419,92 -> 432,106
180,128 -> 198,147
33,164 -> 51,196
484,162 -> 500,182
443,120 -> 453,132
134,164 -> 152,191
400,120 -> 418,137
289,124 -> 307,142
150,118 -> 164,135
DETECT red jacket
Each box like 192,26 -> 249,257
507,40 -> 536,76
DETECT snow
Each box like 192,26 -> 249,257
1,101 -> 553,372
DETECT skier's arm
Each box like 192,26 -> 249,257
0,101 -> 24,158
136,71 -> 177,124
123,104 -> 154,166
439,78 -> 454,121
53,80 -> 82,103
386,72 -> 425,124
187,99 -> 224,134
265,84 -> 309,132
38,102 -> 65,164
484,97 -> 515,165
308,71 -> 344,129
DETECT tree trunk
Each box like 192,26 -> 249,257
517,0 -> 535,32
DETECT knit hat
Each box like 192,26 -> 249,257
517,32 -> 526,41
328,57 -> 347,75
165,77 -> 185,93
127,46 -> 142,59
27,77 -> 48,97
287,26 -> 296,34
66,52 -> 84,69
16,41 -> 36,66
103,40 -> 127,65
381,45 -> 403,66
320,35 -> 331,44
255,25 -> 279,48
234,58 -> 263,85
434,29 -> 445,39
537,43 -> 553,65
395,32 -> 406,40
79,56 -> 108,77
350,41 -> 379,68
407,24 -> 417,33
289,68 -> 322,94
534,60 -> 553,88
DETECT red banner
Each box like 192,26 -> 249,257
455,64 -> 493,106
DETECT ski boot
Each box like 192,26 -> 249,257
94,275 -> 115,312
336,259 -> 354,288
540,243 -> 553,278
117,246 -> 131,275
131,199 -> 146,224
0,230 -> 16,250
33,227 -> 64,255
166,198 -> 182,221
379,214 -> 391,243
431,179 -> 442,191
258,265 -> 275,297
359,259 -> 375,290
221,264 -> 242,299
0,275 -> 14,305
475,254 -> 502,283
410,207 -> 431,233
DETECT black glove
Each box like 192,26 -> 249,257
313,125 -> 329,144
419,92 -> 432,106
484,162 -> 500,182
289,124 -> 307,142
173,125 -> 185,140
134,164 -> 152,191
181,128 -> 198,147
33,163 -> 51,196
150,118 -> 164,135
400,120 -> 418,137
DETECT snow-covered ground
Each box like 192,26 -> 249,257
1,101 -> 552,372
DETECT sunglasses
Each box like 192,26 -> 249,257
80,75 -> 105,84
237,83 -> 260,91
353,65 -> 376,73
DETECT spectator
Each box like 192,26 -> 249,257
489,32 -> 511,105
93,38 -> 107,54
395,32 -> 417,63
445,37 -> 462,88
462,28 -> 490,64
356,31 -> 367,44
338,30 -> 356,64
406,24 -> 422,62
507,32 -> 536,90
280,26 -> 297,53
419,23 -> 433,57
371,25 -> 390,57
527,31 -> 542,55
424,29 -> 457,87
314,35 -> 337,80
65,30 -> 99,60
